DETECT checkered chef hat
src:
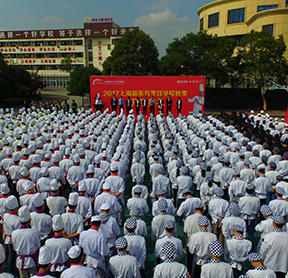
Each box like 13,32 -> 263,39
248,253 -> 263,262
125,217 -> 137,229
229,203 -> 239,216
209,240 -> 223,257
197,216 -> 209,227
163,220 -> 175,229
215,187 -> 224,197
130,206 -> 140,217
275,187 -> 285,196
115,237 -> 128,249
157,198 -> 168,212
162,241 -> 176,258
233,225 -> 244,232
272,216 -> 286,225
260,205 -> 272,216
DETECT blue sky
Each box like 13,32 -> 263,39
0,0 -> 212,57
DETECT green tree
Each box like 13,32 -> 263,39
237,30 -> 288,87
102,29 -> 159,76
66,66 -> 102,98
159,31 -> 236,86
60,54 -> 74,76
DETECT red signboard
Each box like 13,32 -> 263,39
90,76 -> 206,116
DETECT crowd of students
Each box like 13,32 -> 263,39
0,106 -> 287,278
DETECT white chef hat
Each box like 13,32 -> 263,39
33,193 -> 44,208
68,192 -> 79,206
52,214 -> 64,231
22,181 -> 33,193
38,245 -> 52,265
18,205 -> 30,222
67,245 -> 82,259
78,180 -> 87,192
6,195 -> 19,210
50,179 -> 59,191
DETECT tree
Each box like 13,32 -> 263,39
66,66 -> 102,98
237,30 -> 288,88
59,54 -> 74,76
102,29 -> 159,76
158,31 -> 236,86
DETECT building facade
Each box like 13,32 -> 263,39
198,0 -> 288,58
0,18 -> 138,87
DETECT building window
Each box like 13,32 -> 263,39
111,39 -> 116,45
257,5 -> 278,12
228,8 -> 245,24
88,39 -> 92,50
208,13 -> 219,28
262,24 -> 274,36
200,18 -> 204,31
107,44 -> 111,50
88,52 -> 93,62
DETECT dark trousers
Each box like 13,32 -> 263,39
166,106 -> 171,116
245,219 -> 256,249
136,107 -> 140,115
143,107 -> 147,116
193,264 -> 202,278
150,105 -> 155,115
186,251 -> 194,275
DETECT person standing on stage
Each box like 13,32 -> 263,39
119,95 -> 124,113
125,96 -> 132,116
135,97 -> 141,115
142,96 -> 148,117
158,96 -> 164,115
110,94 -> 118,112
177,97 -> 183,115
166,95 -> 172,115
150,95 -> 155,115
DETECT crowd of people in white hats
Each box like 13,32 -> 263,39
0,105 -> 288,278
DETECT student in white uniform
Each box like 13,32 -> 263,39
79,215 -> 109,278
154,220 -> 182,264
153,241 -> 188,278
200,240 -> 233,278
124,218 -> 146,273
30,193 -> 52,246
260,216 -> 288,277
31,245 -> 55,278
12,205 -> 41,278
0,243 -> 14,278
46,179 -> 68,216
151,199 -> 177,243
208,187 -> 229,243
226,225 -> 252,277
245,253 -> 276,278
76,181 -> 92,228
60,245 -> 98,278
45,215 -> 72,278
124,207 -> 148,237
187,216 -> 217,277
98,203 -> 121,259
109,237 -> 140,278
61,193 -> 83,244
126,186 -> 149,219
3,195 -> 20,276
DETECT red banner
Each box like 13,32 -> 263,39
90,76 -> 206,116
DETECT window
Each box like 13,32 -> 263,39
107,44 -> 111,50
208,13 -> 219,28
200,18 -> 204,31
88,51 -> 93,62
88,39 -> 92,50
257,5 -> 278,12
262,24 -> 274,36
228,8 -> 245,24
